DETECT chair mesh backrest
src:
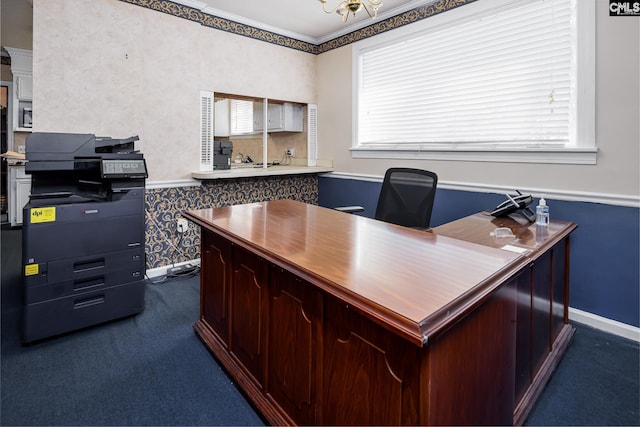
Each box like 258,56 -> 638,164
374,168 -> 438,229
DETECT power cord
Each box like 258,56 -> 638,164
145,210 -> 200,284
276,150 -> 292,166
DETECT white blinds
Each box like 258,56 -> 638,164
357,0 -> 573,147
230,100 -> 254,134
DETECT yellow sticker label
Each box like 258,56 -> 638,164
30,207 -> 56,223
25,264 -> 39,276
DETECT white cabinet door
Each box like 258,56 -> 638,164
15,178 -> 31,226
214,99 -> 230,137
8,165 -> 31,227
17,75 -> 33,100
253,102 -> 279,132
267,104 -> 284,130
280,103 -> 303,132
254,102 -> 303,132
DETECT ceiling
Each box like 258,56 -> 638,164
174,0 -> 436,44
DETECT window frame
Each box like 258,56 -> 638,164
350,0 -> 596,164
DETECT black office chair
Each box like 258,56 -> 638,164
336,168 -> 438,230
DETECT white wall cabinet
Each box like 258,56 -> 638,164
16,75 -> 33,100
214,99 -> 230,137
8,163 -> 31,227
254,102 -> 303,132
5,47 -> 33,131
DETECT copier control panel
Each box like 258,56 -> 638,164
101,159 -> 148,179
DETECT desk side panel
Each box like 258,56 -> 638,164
551,238 -> 569,343
515,266 -> 533,405
266,266 -> 323,425
322,295 -> 422,426
531,253 -> 552,375
201,232 -> 230,344
426,279 -> 517,426
230,245 -> 269,385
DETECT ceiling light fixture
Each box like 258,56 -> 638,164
319,0 -> 383,23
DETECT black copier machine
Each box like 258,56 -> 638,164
22,133 -> 148,343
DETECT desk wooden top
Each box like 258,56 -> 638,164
432,212 -> 577,259
184,200 -> 530,346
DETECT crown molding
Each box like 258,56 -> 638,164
197,5 -> 320,45
3,47 -> 32,73
118,0 -> 476,54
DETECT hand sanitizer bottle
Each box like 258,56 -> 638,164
536,197 -> 549,226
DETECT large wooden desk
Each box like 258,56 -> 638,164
183,200 -> 577,426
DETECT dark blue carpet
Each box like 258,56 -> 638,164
1,225 -> 638,426
1,226 -> 264,426
524,324 -> 639,426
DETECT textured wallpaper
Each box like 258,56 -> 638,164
144,175 -> 318,269
33,0 -> 317,183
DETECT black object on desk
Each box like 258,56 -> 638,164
490,190 -> 535,222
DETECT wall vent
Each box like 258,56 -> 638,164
200,91 -> 214,171
307,104 -> 318,167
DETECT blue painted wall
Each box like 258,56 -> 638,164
319,175 -> 640,327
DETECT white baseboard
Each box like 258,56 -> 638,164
569,307 -> 640,342
146,179 -> 201,189
146,258 -> 201,279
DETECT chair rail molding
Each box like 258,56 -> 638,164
322,172 -> 640,208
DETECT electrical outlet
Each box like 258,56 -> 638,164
177,218 -> 188,233
286,148 -> 295,157
17,146 -> 26,154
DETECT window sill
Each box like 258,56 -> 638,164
350,146 -> 598,165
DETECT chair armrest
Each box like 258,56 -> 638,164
334,206 -> 365,214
